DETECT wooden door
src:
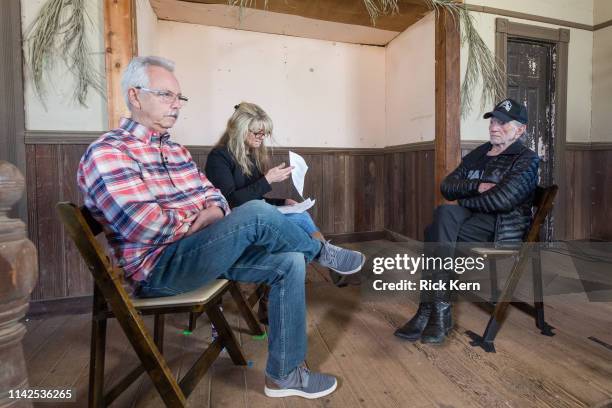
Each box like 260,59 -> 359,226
506,39 -> 555,239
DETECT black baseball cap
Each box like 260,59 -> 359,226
483,98 -> 528,124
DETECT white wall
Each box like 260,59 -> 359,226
591,26 -> 612,142
136,0 -> 159,56
468,0 -> 594,26
157,21 -> 386,148
385,13 -> 435,145
21,0 -> 107,131
593,0 -> 612,25
460,11 -> 594,142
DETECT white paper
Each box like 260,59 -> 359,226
289,151 -> 308,197
276,198 -> 316,214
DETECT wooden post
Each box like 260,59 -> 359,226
434,7 -> 462,206
0,161 -> 38,407
104,0 -> 137,129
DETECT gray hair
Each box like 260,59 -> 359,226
121,56 -> 175,109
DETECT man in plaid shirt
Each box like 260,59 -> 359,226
77,56 -> 365,399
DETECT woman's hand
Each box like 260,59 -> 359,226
265,162 -> 294,184
285,198 -> 298,206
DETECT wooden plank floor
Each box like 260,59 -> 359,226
23,240 -> 612,408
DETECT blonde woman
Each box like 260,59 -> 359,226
205,102 -> 324,240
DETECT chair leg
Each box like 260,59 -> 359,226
89,287 -> 107,408
469,249 -> 531,352
229,282 -> 264,336
532,251 -> 555,336
489,259 -> 499,304
206,304 -> 247,366
188,311 -> 201,332
154,314 -> 165,354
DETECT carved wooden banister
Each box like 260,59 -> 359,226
0,161 -> 38,407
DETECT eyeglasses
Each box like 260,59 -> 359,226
249,130 -> 268,138
135,87 -> 189,105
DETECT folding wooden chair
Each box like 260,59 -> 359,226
465,185 -> 558,352
56,202 -> 264,407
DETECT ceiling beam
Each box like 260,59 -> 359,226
181,0 -> 431,32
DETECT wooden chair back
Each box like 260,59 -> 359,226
56,202 -> 258,407
524,185 -> 559,243
57,202 -> 186,406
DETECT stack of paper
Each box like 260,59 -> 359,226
277,198 -> 316,214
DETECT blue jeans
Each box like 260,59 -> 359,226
284,211 -> 318,235
137,200 -> 322,380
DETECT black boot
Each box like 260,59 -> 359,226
420,300 -> 453,344
394,302 -> 433,341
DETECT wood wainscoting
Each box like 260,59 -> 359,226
566,142 -> 612,241
25,138 -> 609,301
25,140 -> 434,301
384,142 -> 435,240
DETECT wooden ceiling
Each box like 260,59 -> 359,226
150,0 -> 435,45
183,0 -> 431,31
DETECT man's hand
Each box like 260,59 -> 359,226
285,198 -> 298,206
186,206 -> 224,236
265,163 -> 294,184
478,182 -> 496,193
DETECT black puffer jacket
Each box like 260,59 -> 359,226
441,141 -> 539,243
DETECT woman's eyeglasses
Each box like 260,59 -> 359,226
249,130 -> 268,139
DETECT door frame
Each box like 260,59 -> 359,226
495,18 -> 570,240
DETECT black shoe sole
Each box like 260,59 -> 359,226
421,328 -> 453,344
393,329 -> 422,342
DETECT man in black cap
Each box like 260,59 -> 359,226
394,98 -> 539,344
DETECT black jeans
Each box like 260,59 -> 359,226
425,204 -> 496,245
422,205 -> 496,301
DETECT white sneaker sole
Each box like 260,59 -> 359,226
264,379 -> 337,399
329,253 -> 366,275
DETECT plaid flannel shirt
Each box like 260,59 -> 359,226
77,118 -> 230,282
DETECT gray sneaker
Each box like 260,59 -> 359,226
264,365 -> 337,399
317,241 -> 365,275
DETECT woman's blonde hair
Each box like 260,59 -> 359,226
216,102 -> 273,177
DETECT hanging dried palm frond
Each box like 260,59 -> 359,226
26,0 -> 105,107
227,0 -> 269,21
424,0 -> 506,117
362,0 -> 400,25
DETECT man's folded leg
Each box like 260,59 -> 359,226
222,247 -> 338,399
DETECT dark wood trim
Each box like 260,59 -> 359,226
24,132 -> 436,154
594,19 -> 612,31
383,141 -> 434,153
27,295 -> 92,318
466,3 -> 593,31
434,7 -> 461,206
566,142 -> 612,151
324,230 -> 387,244
0,0 -> 27,222
496,18 -> 570,42
25,131 -> 100,145
496,18 -> 570,240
